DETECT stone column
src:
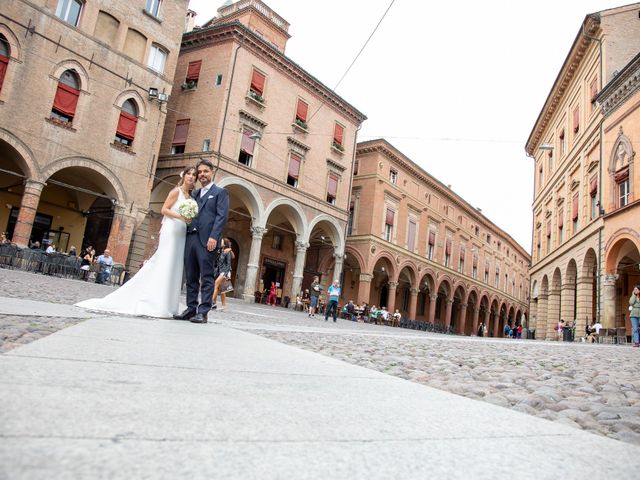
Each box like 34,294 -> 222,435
333,252 -> 344,282
12,179 -> 46,247
457,303 -> 468,334
386,281 -> 398,312
602,273 -> 617,329
492,313 -> 500,337
483,309 -> 490,334
242,226 -> 266,303
408,287 -> 419,320
547,286 -> 561,340
470,307 -> 480,336
290,241 -> 308,304
106,206 -> 137,265
444,298 -> 453,329
428,294 -> 437,323
536,293 -> 548,340
561,281 -> 576,331
575,275 -> 594,338
529,299 -> 538,332
357,273 -> 372,305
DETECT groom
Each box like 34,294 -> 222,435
173,159 -> 229,324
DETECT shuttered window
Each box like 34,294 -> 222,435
250,69 -> 265,96
186,60 -> 202,84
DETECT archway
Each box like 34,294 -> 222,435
416,272 -> 436,322
395,264 -> 417,317
604,236 -> 640,335
435,279 -> 452,328
451,284 -> 466,333
549,268 -> 562,339
465,290 -> 479,335
370,255 -> 394,309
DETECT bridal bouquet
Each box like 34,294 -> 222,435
178,199 -> 199,219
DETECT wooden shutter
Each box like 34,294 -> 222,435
590,176 -> 598,196
186,60 -> 202,82
240,129 -> 255,154
52,83 -> 80,117
327,173 -> 338,197
172,119 -> 190,145
614,167 -> 629,183
572,195 -> 579,220
0,54 -> 9,93
333,123 -> 344,145
250,69 -> 265,95
385,208 -> 394,226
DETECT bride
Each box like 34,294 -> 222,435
76,166 -> 196,317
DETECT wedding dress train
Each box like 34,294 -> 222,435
76,190 -> 188,318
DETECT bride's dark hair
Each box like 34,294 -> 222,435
177,166 -> 196,189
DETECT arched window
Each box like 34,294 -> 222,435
0,34 -> 9,93
114,99 -> 138,146
51,69 -> 80,124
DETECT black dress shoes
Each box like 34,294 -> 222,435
173,308 -> 196,320
190,313 -> 208,324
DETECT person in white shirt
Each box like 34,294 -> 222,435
95,249 -> 114,284
45,244 -> 55,254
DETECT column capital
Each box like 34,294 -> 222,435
446,298 -> 453,305
461,303 -> 468,309
603,273 -> 618,286
24,178 -> 47,190
359,273 -> 373,282
333,252 -> 345,261
250,226 -> 267,239
430,293 -> 438,301
387,281 -> 398,289
295,240 -> 309,252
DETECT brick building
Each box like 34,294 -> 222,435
152,0 -> 366,303
0,0 -> 189,265
343,139 -> 530,337
525,3 -> 640,340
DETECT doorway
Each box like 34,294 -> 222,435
261,257 -> 286,304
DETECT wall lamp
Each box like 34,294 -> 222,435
249,132 -> 262,141
148,87 -> 169,103
539,143 -> 554,151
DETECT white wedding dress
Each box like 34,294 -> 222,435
76,189 -> 188,318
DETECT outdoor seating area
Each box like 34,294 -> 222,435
0,244 -> 125,286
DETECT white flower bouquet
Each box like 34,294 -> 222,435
178,199 -> 199,219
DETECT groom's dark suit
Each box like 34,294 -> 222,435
184,182 -> 229,315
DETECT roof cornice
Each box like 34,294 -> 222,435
181,22 -> 367,125
597,51 -> 640,117
525,14 -> 601,155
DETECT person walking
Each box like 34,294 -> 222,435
267,281 -> 278,306
211,238 -> 233,312
630,284 -> 640,348
308,275 -> 322,317
324,279 -> 341,322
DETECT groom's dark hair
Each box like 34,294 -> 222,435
196,158 -> 214,170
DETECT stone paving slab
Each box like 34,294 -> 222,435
0,296 -> 95,319
2,315 -> 640,479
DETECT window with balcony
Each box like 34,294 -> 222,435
249,68 -> 266,102
294,99 -> 308,129
50,69 -> 80,124
332,123 -> 344,151
56,0 -> 83,26
184,60 -> 202,88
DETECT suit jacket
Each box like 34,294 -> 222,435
189,184 -> 229,248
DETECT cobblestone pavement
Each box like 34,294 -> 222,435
2,268 -> 640,445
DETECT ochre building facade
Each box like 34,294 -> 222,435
343,139 -> 530,337
0,0 -> 189,266
151,0 -> 366,304
526,4 -> 640,340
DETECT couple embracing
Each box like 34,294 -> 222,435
77,159 -> 229,322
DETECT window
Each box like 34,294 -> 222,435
185,60 -> 202,87
56,0 -> 83,26
559,130 -> 565,156
347,200 -> 355,235
272,234 -> 282,250
287,152 -> 301,187
333,123 -> 344,150
573,107 -> 580,134
295,99 -> 308,128
249,68 -> 265,100
148,44 -> 167,73
538,164 -> 544,190
486,234 -> 491,244
239,128 -> 256,166
50,69 -> 80,123
202,139 -> 211,152
571,194 -> 579,234
114,99 -> 138,146
472,254 -> 478,279
389,168 -> 398,184
215,74 -> 223,86
407,218 -> 416,251
617,169 -> 630,208
484,262 -> 489,283
558,208 -> 564,244
444,238 -> 452,267
124,29 -> 147,64
495,266 -> 500,288
94,11 -> 119,44
384,208 -> 394,241
145,0 -> 161,17
326,173 -> 339,205
536,230 -> 541,260
353,159 -> 359,175
0,34 -> 10,93
458,245 -> 465,273
505,273 -> 508,293
548,150 -> 553,173
427,229 -> 435,260
589,176 -> 598,219
546,220 -> 551,254
171,119 -> 189,154
590,77 -> 598,112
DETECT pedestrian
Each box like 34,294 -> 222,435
80,246 -> 95,281
308,275 -> 322,317
324,279 -> 341,322
211,238 -> 233,312
94,248 -> 113,284
68,245 -> 77,257
392,309 -> 401,327
267,281 -> 277,306
629,284 -> 640,348
556,319 -> 565,341
517,323 -> 523,339
477,321 -> 485,337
